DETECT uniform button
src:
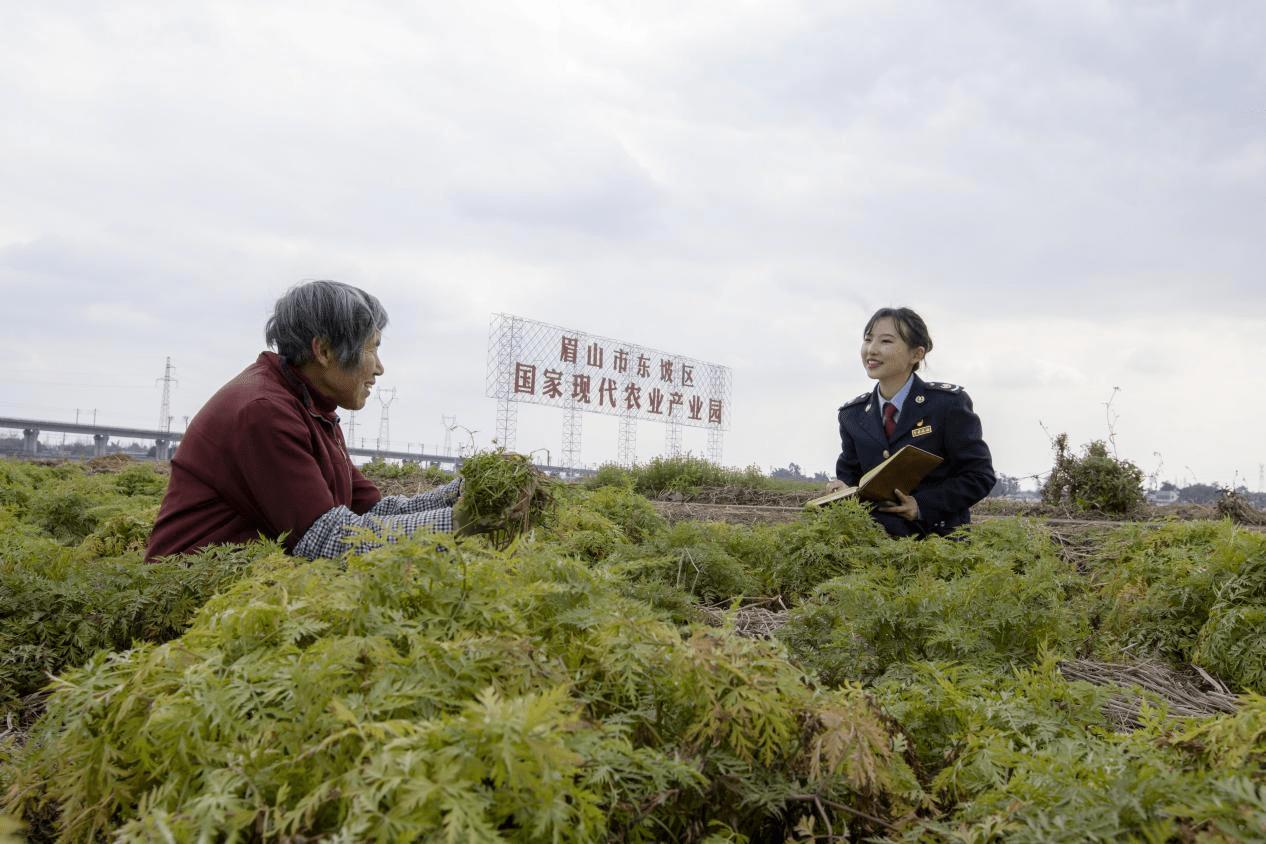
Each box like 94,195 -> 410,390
882,450 -> 890,458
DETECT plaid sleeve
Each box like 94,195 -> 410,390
368,477 -> 463,516
292,503 -> 455,560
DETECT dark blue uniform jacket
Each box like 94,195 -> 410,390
836,374 -> 996,537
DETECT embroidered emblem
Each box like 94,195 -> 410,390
912,425 -> 933,437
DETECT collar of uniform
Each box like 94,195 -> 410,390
876,373 -> 915,417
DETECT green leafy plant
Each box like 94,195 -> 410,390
611,455 -> 791,497
581,462 -> 634,490
779,520 -> 1086,685
25,481 -> 105,544
1193,539 -> 1266,692
1086,520 -> 1262,672
0,540 -> 274,707
6,537 -> 919,843
633,454 -> 741,496
7,455 -> 1266,842
876,659 -> 1266,843
576,484 -> 668,544
874,658 -> 1117,793
1042,433 -> 1145,515
111,463 -> 167,497
0,460 -> 39,511
545,496 -> 626,562
454,450 -> 555,548
74,505 -> 158,558
542,485 -> 669,563
768,498 -> 890,600
611,520 -> 766,603
359,457 -> 454,486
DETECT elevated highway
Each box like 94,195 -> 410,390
0,416 -> 582,475
0,415 -> 454,465
0,416 -> 184,459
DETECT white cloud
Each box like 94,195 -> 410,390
82,303 -> 157,328
1,0 -> 1263,487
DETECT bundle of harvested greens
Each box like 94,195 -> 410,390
454,450 -> 555,548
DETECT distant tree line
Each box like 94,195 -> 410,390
984,471 -> 1265,509
1154,480 -> 1266,507
769,462 -> 831,483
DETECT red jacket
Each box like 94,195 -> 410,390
145,352 -> 381,560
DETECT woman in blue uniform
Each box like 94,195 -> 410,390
828,307 -> 996,537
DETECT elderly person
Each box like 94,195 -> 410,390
145,280 -> 460,561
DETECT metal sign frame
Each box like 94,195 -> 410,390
487,313 -> 732,467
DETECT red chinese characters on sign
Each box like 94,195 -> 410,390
559,337 -> 703,390
572,374 -> 592,403
598,377 -> 618,407
504,333 -> 726,427
542,369 -> 564,399
514,363 -> 536,395
510,358 -> 723,425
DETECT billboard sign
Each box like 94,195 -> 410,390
487,314 -> 731,430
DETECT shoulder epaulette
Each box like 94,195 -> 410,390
924,382 -> 964,394
839,392 -> 870,410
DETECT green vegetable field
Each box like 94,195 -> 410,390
3,454 -> 1266,842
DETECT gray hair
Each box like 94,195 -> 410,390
265,280 -> 389,367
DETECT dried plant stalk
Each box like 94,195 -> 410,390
1216,488 -> 1266,525
1058,658 -> 1239,729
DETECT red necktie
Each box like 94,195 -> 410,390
883,403 -> 897,439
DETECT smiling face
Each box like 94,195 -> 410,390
861,317 -> 924,397
306,331 -> 384,411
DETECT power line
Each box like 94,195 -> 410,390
443,415 -> 456,456
156,357 -> 178,433
376,388 -> 396,454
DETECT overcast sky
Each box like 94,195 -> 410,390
2,0 -> 1263,490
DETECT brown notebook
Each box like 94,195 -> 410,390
806,445 -> 944,508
